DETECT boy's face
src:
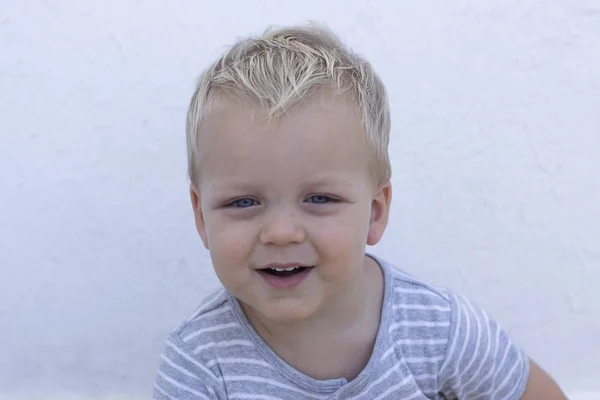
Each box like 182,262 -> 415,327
191,94 -> 391,323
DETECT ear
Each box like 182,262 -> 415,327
367,181 -> 392,246
190,183 -> 210,249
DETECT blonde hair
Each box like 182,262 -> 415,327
186,23 -> 391,185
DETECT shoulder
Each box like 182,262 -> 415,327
163,288 -> 252,373
379,257 -> 452,306
374,257 -> 529,399
376,257 -> 454,382
376,256 -> 453,326
154,288 -> 239,399
169,288 -> 250,355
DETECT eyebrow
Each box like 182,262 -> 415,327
206,180 -> 262,194
303,178 -> 355,190
305,170 -> 361,184
205,173 -> 357,194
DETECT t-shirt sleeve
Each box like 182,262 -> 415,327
153,333 -> 224,400
438,293 -> 530,400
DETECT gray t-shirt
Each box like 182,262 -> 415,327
153,257 -> 529,399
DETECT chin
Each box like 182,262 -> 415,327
255,301 -> 318,323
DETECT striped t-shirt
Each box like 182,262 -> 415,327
153,257 -> 530,399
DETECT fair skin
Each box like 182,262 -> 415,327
190,93 -> 566,398
191,93 -> 390,380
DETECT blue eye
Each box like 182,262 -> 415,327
229,198 -> 258,208
307,195 -> 335,204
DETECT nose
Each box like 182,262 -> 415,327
259,206 -> 306,246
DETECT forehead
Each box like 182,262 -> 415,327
196,94 -> 373,188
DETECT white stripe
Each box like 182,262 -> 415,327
157,370 -> 212,400
495,339 -> 513,379
478,342 -> 514,397
371,376 -> 419,400
462,308 -> 492,391
389,320 -> 450,330
394,338 -> 447,346
452,299 -> 471,378
153,382 -> 172,399
388,267 -> 413,278
356,363 -> 403,398
412,373 -> 436,381
380,347 -> 395,361
404,356 -> 444,363
159,354 -> 219,398
438,296 -> 461,374
224,376 -> 328,399
187,305 -> 232,325
492,350 -> 524,397
403,392 -> 424,400
389,269 -> 425,284
229,395 -> 285,400
206,357 -> 271,368
183,322 -> 239,341
161,354 -> 200,380
202,288 -> 225,307
187,290 -> 226,322
194,339 -> 254,354
394,287 -> 437,296
165,340 -> 220,383
457,298 -> 482,389
470,321 -> 502,394
393,304 -> 451,312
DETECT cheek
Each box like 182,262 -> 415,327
205,216 -> 257,264
205,217 -> 259,293
310,207 -> 370,255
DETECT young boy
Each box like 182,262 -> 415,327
153,24 -> 566,399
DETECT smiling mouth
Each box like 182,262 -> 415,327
259,266 -> 312,278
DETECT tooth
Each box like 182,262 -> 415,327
269,266 -> 300,272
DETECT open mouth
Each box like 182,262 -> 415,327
259,266 -> 311,278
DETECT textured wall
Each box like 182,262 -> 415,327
1,0 -> 599,398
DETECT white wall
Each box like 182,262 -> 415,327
1,0 -> 599,398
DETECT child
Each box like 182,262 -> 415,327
153,24 -> 566,399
